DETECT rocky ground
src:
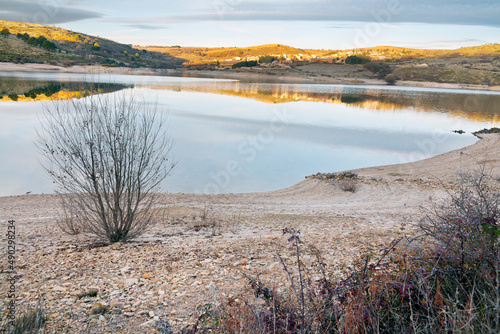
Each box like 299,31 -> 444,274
0,134 -> 499,333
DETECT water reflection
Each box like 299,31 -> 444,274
1,72 -> 499,196
145,81 -> 500,123
0,77 -> 130,102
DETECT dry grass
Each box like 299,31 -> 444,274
180,169 -> 500,334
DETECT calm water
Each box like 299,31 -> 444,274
1,71 -> 499,196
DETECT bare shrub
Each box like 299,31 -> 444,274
187,205 -> 241,237
36,90 -> 175,242
419,168 -> 500,274
339,178 -> 358,192
55,205 -> 82,235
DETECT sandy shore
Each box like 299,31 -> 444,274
1,62 -> 500,91
1,133 -> 498,332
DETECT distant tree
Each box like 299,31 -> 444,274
0,28 -> 10,36
38,35 -> 47,44
384,74 -> 397,85
364,61 -> 394,79
42,40 -> 57,51
258,55 -> 277,63
27,37 -> 39,46
17,32 -> 30,41
135,53 -> 140,58
345,55 -> 371,65
92,42 -> 101,51
232,60 -> 258,69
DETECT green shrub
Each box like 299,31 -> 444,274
364,61 -> 394,78
258,55 -> 277,63
232,60 -> 258,69
345,55 -> 371,65
384,74 -> 397,85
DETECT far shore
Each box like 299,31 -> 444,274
1,62 -> 500,92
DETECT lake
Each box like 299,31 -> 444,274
1,71 -> 499,196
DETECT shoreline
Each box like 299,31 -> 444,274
1,133 -> 498,201
1,62 -> 500,92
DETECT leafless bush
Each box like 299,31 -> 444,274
55,205 -> 82,235
419,168 -> 500,274
36,90 -> 175,242
339,179 -> 358,192
188,205 -> 240,236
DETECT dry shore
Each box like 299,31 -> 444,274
1,62 -> 500,92
1,133 -> 499,332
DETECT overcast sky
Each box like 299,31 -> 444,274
1,0 -> 499,49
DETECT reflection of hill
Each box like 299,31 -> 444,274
0,79 -> 130,102
145,82 -> 500,123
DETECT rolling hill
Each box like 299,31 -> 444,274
0,20 -> 184,68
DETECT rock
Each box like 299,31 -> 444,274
120,266 -> 132,273
52,286 -> 66,292
98,315 -> 106,322
301,256 -> 313,267
149,310 -> 155,318
125,278 -> 139,286
139,319 -> 157,327
142,272 -> 152,279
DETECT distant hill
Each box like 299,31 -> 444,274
0,20 -> 183,68
143,44 -> 333,65
144,43 -> 500,66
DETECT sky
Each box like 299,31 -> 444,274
1,0 -> 500,50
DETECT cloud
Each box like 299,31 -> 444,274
140,0 -> 500,28
0,0 -> 102,24
125,24 -> 167,30
401,38 -> 489,48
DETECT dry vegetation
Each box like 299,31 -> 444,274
178,170 -> 500,334
143,44 -> 322,66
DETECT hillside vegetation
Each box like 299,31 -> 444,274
146,42 -> 500,86
0,20 -> 183,68
145,43 -> 500,66
143,44 -> 327,65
